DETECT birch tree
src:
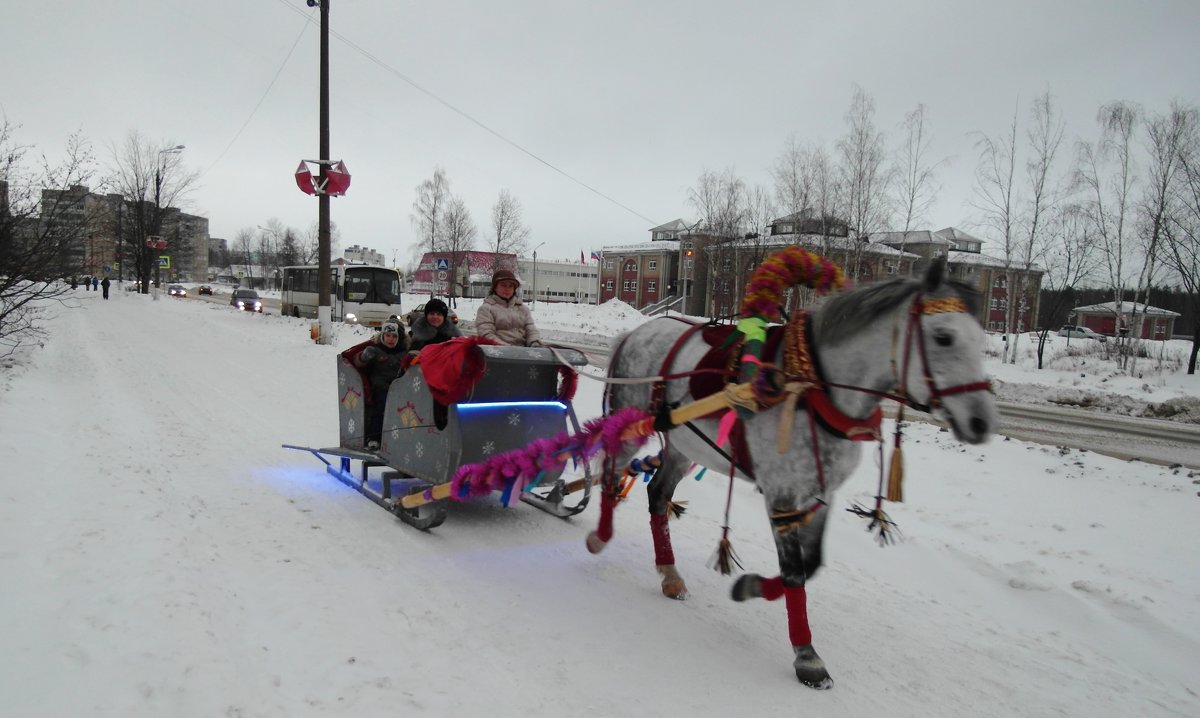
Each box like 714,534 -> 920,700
972,105 -> 1020,361
1076,102 -> 1140,332
836,86 -> 890,277
1033,203 -> 1099,368
890,104 -> 943,251
107,132 -> 198,293
486,189 -> 530,274
411,167 -> 449,298
0,123 -> 98,354
1009,91 -> 1068,360
441,196 -> 477,305
1163,110 -> 1200,372
771,135 -> 818,218
1130,103 -> 1195,373
688,167 -> 745,315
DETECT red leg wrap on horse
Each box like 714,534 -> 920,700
595,491 -> 616,543
759,575 -> 785,601
784,585 -> 813,646
649,513 -> 675,566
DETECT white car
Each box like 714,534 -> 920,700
1058,325 -> 1106,342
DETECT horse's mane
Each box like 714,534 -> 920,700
809,276 -> 980,346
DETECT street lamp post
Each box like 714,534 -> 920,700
530,241 -> 545,309
152,145 -> 185,292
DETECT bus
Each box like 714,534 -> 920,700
281,264 -> 402,328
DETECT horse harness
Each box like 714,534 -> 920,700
640,292 -> 992,534
644,313 -> 884,484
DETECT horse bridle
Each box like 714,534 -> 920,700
897,293 -> 994,414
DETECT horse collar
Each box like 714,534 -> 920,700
786,313 -> 882,442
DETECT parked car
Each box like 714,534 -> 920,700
405,301 -> 459,327
197,285 -> 213,296
1057,324 -> 1106,342
167,284 -> 187,297
230,288 -> 264,313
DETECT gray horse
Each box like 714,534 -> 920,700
588,260 -> 997,689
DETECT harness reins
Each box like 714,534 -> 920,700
548,289 -> 993,549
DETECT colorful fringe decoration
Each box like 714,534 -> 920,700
448,406 -> 656,505
739,247 -> 846,322
556,364 -> 578,403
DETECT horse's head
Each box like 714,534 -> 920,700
899,260 -> 997,444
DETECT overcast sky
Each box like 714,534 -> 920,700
5,1 -> 1199,265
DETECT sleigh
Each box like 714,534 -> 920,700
285,340 -> 592,530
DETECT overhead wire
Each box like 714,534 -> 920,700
272,0 -> 658,226
203,7 -> 315,177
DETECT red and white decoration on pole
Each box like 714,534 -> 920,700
295,159 -> 352,196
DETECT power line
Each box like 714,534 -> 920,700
274,0 -> 658,226
204,7 -> 315,176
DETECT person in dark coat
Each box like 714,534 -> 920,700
71,277 -> 78,290
408,298 -> 462,351
100,277 -> 111,299
92,277 -> 99,291
351,316 -> 409,449
83,275 -> 91,291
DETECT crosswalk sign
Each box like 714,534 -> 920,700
434,258 -> 450,270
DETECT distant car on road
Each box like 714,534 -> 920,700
230,288 -> 264,313
197,285 -> 213,296
167,284 -> 187,297
405,302 -> 459,327
1058,325 -> 1106,342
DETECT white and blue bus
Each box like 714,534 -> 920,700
281,264 -> 402,328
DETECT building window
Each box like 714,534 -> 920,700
990,298 -> 998,310
648,260 -> 657,270
780,223 -> 793,233
685,259 -> 694,269
625,261 -> 636,272
884,260 -> 896,275
994,275 -> 1006,288
605,279 -> 614,290
647,280 -> 657,292
630,281 -> 638,291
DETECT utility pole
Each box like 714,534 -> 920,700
316,0 -> 333,344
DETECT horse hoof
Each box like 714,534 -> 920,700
730,574 -> 763,602
585,531 -> 607,554
793,644 -> 833,690
657,565 -> 688,600
661,578 -> 688,600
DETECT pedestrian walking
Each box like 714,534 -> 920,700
101,277 -> 111,300
92,277 -> 99,291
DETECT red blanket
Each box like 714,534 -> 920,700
418,336 -> 500,404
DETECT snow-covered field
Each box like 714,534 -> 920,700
1,289 -> 1197,717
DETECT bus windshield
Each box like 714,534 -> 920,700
343,267 -> 400,305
